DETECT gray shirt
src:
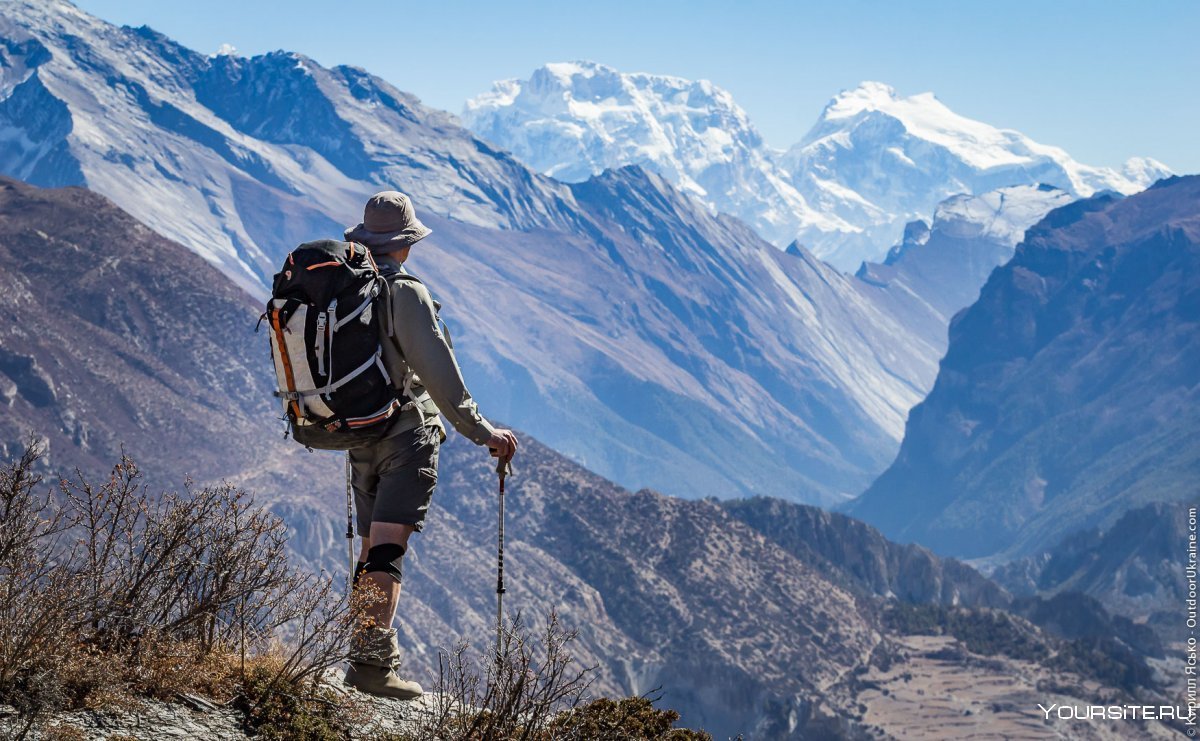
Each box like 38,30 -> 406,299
376,259 -> 495,446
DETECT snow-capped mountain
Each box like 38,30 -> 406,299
463,61 -> 848,248
465,68 -> 1171,270
784,82 -> 1171,268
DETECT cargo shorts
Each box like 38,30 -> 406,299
349,423 -> 441,535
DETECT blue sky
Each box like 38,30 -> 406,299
74,0 -> 1199,173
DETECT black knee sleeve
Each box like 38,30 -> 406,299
362,543 -> 406,583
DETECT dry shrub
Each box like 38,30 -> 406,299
236,652 -> 372,741
0,440 -> 361,738
411,611 -> 594,740
405,614 -> 707,740
545,696 -> 712,740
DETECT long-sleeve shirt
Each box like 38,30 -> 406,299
376,260 -> 495,445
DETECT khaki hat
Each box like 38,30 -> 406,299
344,191 -> 432,253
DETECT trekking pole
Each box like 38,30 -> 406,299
494,455 -> 512,660
346,453 -> 355,594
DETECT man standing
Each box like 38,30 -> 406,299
341,190 -> 518,700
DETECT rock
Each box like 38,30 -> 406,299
0,347 -> 56,407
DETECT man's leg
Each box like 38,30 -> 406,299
360,522 -> 414,626
345,425 -> 437,700
346,519 -> 422,700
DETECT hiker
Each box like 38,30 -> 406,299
340,191 -> 518,699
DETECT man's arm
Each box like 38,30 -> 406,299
390,279 -> 515,457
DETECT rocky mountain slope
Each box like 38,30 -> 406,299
0,1 -> 954,502
0,175 -> 307,485
0,0 -> 582,295
720,497 -> 1009,608
464,66 -> 1170,270
992,501 -> 1194,640
848,175 -> 1200,559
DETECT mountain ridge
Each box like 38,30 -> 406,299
991,501 -> 1193,640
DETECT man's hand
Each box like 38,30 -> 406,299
486,429 -> 518,460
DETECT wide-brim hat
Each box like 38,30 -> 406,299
344,190 -> 432,253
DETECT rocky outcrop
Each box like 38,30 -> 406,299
721,496 -> 1009,608
993,501 -> 1193,640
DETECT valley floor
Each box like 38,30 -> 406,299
853,636 -> 1181,740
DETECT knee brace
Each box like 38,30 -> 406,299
361,543 -> 406,583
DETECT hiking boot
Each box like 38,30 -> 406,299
344,662 -> 424,700
344,626 -> 424,701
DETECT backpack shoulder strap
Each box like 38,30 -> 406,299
377,264 -> 412,338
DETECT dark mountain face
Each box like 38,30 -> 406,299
847,175 -> 1200,559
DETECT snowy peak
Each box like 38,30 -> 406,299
463,61 -> 842,247
1121,155 -> 1173,186
465,60 -> 763,185
930,183 -> 1076,245
781,81 -> 1172,267
803,81 -> 1035,171
794,81 -> 1167,197
820,81 -> 901,119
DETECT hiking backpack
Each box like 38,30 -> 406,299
263,239 -> 403,450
